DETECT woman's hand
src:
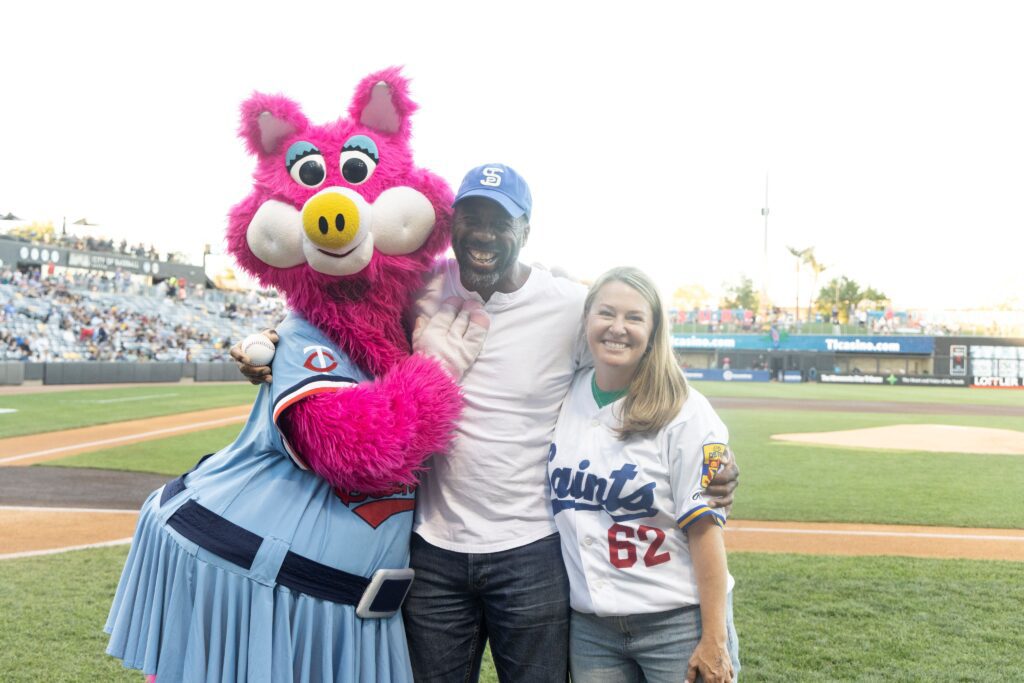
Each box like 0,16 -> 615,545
686,635 -> 734,683
686,518 -> 732,683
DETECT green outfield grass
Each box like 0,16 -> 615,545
3,546 -> 1021,682
719,407 -> 1024,529
729,552 -> 1024,681
45,424 -> 243,476
42,401 -> 1024,529
0,384 -> 257,439
691,379 -> 1024,407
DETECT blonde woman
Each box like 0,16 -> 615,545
547,267 -> 739,683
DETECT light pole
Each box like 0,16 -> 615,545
202,244 -> 212,288
760,173 -> 770,321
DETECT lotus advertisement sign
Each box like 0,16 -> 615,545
672,334 -> 934,355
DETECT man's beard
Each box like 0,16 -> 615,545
454,241 -> 507,292
457,263 -> 501,291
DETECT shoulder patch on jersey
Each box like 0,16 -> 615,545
302,345 -> 339,372
701,443 -> 727,488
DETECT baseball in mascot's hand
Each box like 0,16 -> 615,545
241,334 -> 275,367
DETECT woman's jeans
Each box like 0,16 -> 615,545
569,592 -> 740,682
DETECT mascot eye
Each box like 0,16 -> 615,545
339,134 -> 380,186
285,141 -> 327,188
291,157 -> 326,187
340,150 -> 377,185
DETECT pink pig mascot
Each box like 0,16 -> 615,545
105,68 -> 484,682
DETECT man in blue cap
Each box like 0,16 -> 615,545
445,164 -> 533,299
403,163 -> 583,682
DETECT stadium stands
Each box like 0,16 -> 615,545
1,268 -> 285,363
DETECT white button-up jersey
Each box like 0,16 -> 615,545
548,371 -> 734,616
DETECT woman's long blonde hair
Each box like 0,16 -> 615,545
584,267 -> 688,440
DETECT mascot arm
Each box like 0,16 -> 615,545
279,353 -> 460,494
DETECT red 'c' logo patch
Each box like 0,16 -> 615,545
303,345 -> 338,373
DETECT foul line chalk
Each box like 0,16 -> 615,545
0,537 -> 133,561
64,393 -> 180,404
0,505 -> 138,514
727,526 -> 1024,542
0,415 -> 245,464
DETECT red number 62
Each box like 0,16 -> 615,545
607,523 -> 671,569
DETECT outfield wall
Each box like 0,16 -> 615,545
674,334 -> 1024,386
4,333 -> 1024,387
0,362 -> 25,385
0,362 -> 247,385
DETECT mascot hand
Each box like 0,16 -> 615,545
413,296 -> 489,381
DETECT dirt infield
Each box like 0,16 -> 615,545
773,424 -> 1024,455
0,507 -> 138,559
2,397 -> 1022,561
725,520 -> 1024,561
710,396 -> 1024,417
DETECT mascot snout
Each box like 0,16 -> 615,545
303,189 -> 366,252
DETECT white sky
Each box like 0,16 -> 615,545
2,1 -> 1022,311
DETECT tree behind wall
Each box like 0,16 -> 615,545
862,286 -> 889,309
817,277 -> 888,319
722,275 -> 760,311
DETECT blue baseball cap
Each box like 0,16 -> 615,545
453,163 -> 532,221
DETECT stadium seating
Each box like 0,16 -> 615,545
1,275 -> 285,363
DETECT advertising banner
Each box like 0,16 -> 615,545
0,237 -> 204,282
819,373 -> 969,387
67,251 -> 157,274
672,334 -> 933,355
683,369 -> 772,382
970,376 -> 1024,388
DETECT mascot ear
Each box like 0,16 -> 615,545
349,66 -> 417,137
239,93 -> 310,157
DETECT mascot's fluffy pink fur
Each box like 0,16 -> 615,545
106,68 -> 468,682
227,67 -> 460,492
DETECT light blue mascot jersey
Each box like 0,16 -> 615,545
105,311 -> 416,683
191,311 -> 416,574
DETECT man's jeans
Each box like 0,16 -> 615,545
569,592 -> 740,683
403,533 -> 570,682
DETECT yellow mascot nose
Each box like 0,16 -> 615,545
302,192 -> 362,250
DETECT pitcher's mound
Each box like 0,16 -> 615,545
771,424 -> 1024,455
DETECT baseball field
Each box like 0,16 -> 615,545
2,380 -> 1023,681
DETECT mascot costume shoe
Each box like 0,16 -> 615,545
104,68 -> 485,682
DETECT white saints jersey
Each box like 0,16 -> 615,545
548,370 -> 735,617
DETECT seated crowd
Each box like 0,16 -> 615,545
0,268 -> 285,363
